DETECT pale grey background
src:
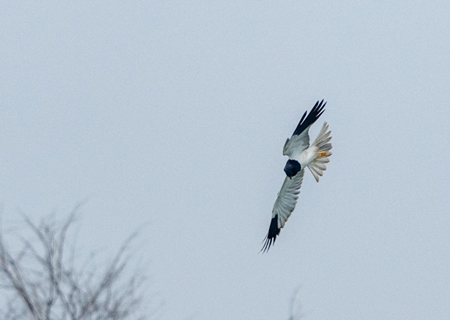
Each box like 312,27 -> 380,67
1,1 -> 450,319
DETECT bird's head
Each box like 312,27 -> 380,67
284,159 -> 301,178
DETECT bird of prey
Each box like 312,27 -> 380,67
262,100 -> 332,252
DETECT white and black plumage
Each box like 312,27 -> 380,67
262,100 -> 332,252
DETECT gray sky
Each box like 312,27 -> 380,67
1,1 -> 450,319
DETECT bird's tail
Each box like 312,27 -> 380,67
308,122 -> 332,182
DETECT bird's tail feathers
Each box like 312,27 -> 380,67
308,122 -> 332,182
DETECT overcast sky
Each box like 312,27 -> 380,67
1,1 -> 450,319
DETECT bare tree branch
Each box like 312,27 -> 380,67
0,208 -> 150,320
287,286 -> 304,320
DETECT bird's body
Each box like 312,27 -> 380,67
296,147 -> 317,169
262,100 -> 332,252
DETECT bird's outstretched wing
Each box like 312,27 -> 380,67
262,169 -> 305,252
283,100 -> 326,158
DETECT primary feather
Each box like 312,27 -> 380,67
262,170 -> 304,252
283,100 -> 326,158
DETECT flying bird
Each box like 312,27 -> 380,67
262,100 -> 332,252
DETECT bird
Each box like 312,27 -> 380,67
262,100 -> 332,252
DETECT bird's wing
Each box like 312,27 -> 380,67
283,100 -> 326,158
262,169 -> 305,252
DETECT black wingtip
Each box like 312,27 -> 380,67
261,215 -> 280,253
292,99 -> 327,136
